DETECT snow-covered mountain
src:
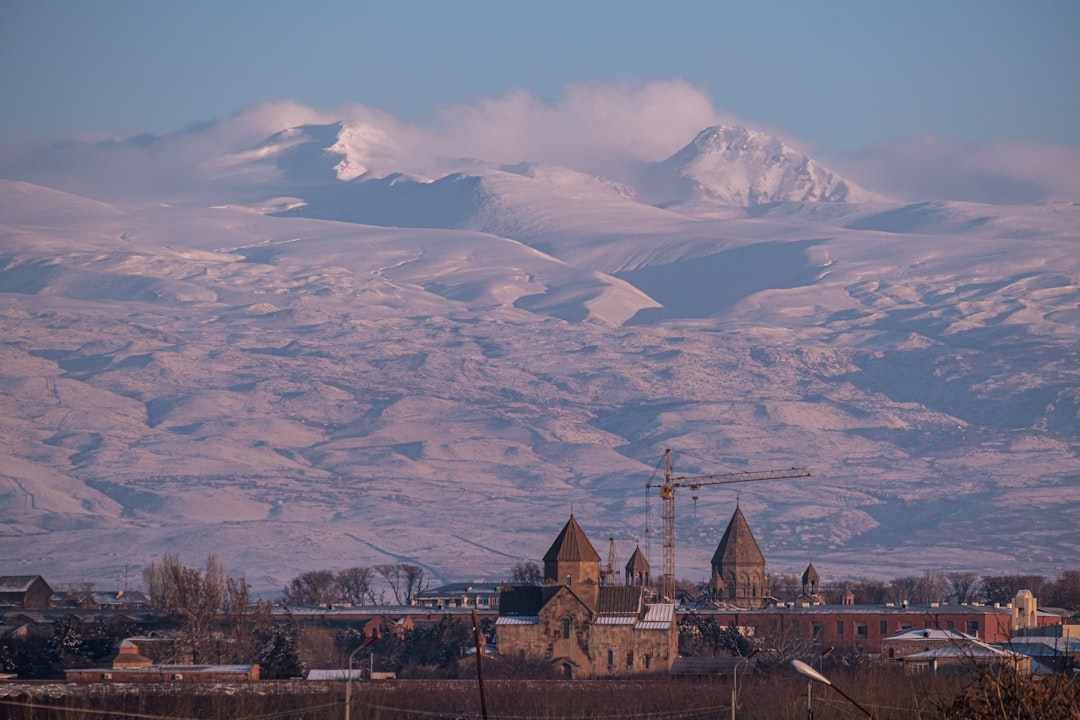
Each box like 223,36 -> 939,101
1,117 -> 1078,595
637,125 -> 875,209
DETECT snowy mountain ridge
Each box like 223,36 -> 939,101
1,114 -> 1078,595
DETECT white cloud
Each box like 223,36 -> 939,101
837,135 -> 1080,205
2,83 -> 1077,206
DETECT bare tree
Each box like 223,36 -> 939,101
281,570 -> 338,606
336,567 -> 375,606
508,561 -> 543,586
141,553 -> 227,663
376,564 -> 405,605
402,564 -> 428,605
947,571 -> 980,603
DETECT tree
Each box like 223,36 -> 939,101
259,614 -> 305,679
337,567 -> 375,605
402,564 -> 428,605
947,571 -> 980,604
141,553 -> 228,663
376,564 -> 405,605
1044,569 -> 1080,611
980,575 -> 1045,605
508,561 -> 543,586
281,570 -> 338,606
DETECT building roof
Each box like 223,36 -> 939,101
636,603 -> 675,630
416,582 -> 502,598
595,586 -> 642,615
886,628 -> 977,642
625,546 -> 650,574
802,564 -> 820,584
904,640 -> 1024,661
543,515 -> 601,564
711,506 -> 764,568
0,576 -> 47,593
498,586 -> 543,617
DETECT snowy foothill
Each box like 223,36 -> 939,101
0,108 -> 1078,593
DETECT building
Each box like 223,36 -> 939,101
0,576 -> 53,609
881,627 -> 980,661
414,582 -> 502,610
696,598 -> 1060,651
495,515 -> 677,678
900,638 -> 1031,675
708,506 -> 769,609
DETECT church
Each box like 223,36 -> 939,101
495,515 -> 677,678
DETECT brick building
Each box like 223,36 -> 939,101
495,515 -> 677,678
696,598 -> 1060,652
0,576 -> 53,609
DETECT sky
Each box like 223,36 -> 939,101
1,1 -> 1078,205
2,1 -> 1078,152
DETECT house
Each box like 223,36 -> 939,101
900,637 -> 1031,675
881,627 -> 981,661
0,576 -> 53,609
495,515 -> 677,678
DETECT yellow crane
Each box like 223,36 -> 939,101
646,448 -> 811,601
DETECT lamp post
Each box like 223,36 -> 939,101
731,649 -> 759,720
345,635 -> 377,720
790,659 -> 875,720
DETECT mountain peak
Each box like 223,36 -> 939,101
639,124 -> 874,208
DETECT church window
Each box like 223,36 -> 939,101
562,619 -> 571,639
626,651 -> 634,668
607,650 -> 614,668
644,654 -> 651,669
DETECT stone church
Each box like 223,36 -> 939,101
708,504 -> 770,609
496,515 -> 677,678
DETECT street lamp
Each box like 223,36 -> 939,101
790,659 -> 875,720
345,636 -> 377,720
731,649 -> 760,720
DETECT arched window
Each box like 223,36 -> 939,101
562,663 -> 573,679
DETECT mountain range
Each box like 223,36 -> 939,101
1,119 -> 1078,595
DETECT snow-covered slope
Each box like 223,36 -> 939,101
1,132 -> 1078,596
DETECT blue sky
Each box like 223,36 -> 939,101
2,0 -> 1077,154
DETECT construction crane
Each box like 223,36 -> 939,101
646,448 -> 811,601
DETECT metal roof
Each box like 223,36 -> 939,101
494,616 -> 538,626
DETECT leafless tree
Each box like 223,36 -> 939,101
281,570 -> 338,606
946,571 -> 980,603
508,561 -> 543,586
376,564 -> 405,604
336,567 -> 375,605
142,553 -> 227,663
402,564 -> 428,605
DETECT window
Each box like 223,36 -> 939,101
626,651 -> 634,668
900,622 -> 912,631
924,620 -> 932,628
879,620 -> 888,635
607,650 -> 614,668
644,654 -> 651,669
812,622 -> 823,639
836,621 -> 844,635
967,621 -> 979,636
946,620 -> 954,630
856,623 -> 868,639
562,619 -> 571,639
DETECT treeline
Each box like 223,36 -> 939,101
281,564 -> 429,606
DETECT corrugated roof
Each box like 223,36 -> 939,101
494,616 -> 538,626
642,603 -> 675,622
593,616 -> 636,625
542,515 -> 601,564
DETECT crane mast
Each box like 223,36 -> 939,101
646,448 -> 810,601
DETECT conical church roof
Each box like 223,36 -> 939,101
543,515 -> 601,563
711,506 -> 764,567
625,545 -> 650,574
802,563 -> 820,584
